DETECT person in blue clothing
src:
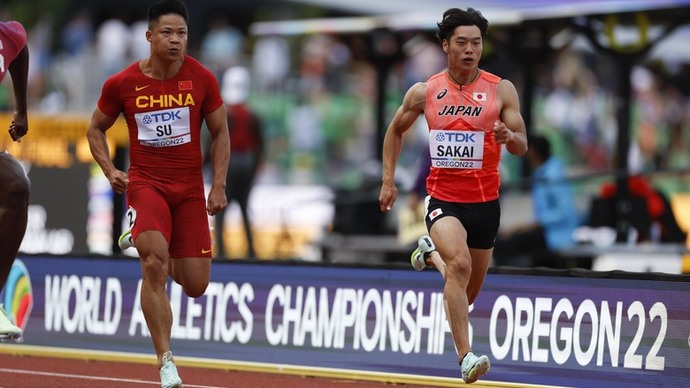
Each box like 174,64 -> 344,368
493,135 -> 579,267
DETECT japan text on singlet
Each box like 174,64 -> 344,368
424,70 -> 502,203
0,21 -> 27,83
98,55 -> 224,173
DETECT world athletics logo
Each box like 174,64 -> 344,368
3,259 -> 33,333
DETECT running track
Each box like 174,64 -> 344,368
0,344 -> 557,388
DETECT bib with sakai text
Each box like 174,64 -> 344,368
423,69 -> 502,203
429,129 -> 484,169
135,106 -> 191,148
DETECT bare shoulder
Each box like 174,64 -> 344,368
403,82 -> 427,110
497,78 -> 518,95
409,81 -> 427,93
496,78 -> 520,109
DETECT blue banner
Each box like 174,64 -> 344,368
7,255 -> 690,387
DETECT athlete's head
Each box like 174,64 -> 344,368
148,0 -> 189,27
436,8 -> 488,44
146,0 -> 189,59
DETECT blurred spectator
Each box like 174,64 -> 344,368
286,95 -> 323,183
297,34 -> 352,95
299,34 -> 330,94
200,17 -> 243,77
598,174 -> 686,243
656,83 -> 690,172
251,34 -> 289,91
26,14 -> 53,107
129,19 -> 150,60
665,119 -> 690,171
212,66 -> 264,259
61,10 -> 93,57
541,50 -> 611,170
493,135 -> 580,267
95,17 -> 130,76
322,36 -> 351,92
402,34 -> 446,89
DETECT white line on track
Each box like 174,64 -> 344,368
0,367 -> 225,388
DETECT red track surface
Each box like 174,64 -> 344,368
0,353 -> 441,388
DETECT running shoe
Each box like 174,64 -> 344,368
0,304 -> 22,340
160,351 -> 183,388
410,235 -> 436,271
461,351 -> 490,384
118,230 -> 135,250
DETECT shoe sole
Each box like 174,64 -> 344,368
410,249 -> 425,271
118,232 -> 133,250
419,235 -> 435,252
161,379 -> 183,388
0,332 -> 23,341
464,359 -> 490,384
162,381 -> 183,388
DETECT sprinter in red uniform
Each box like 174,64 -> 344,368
85,1 -> 230,387
0,19 -> 30,341
379,8 -> 528,384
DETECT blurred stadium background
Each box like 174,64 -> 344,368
2,0 -> 690,271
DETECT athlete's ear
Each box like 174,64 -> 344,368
442,39 -> 449,54
146,30 -> 152,42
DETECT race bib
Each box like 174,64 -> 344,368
429,129 -> 484,169
135,107 -> 191,147
124,206 -> 136,229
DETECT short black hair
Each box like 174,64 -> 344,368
148,0 -> 188,25
528,135 -> 551,161
436,8 -> 489,44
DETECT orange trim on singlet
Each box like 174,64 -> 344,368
424,70 -> 502,203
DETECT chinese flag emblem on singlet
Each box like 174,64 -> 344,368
178,80 -> 193,90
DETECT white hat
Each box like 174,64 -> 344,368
221,66 -> 251,104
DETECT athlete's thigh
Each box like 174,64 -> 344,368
170,256 -> 211,297
127,183 -> 173,243
467,247 -> 492,303
0,153 -> 30,207
169,194 -> 212,259
425,196 -> 470,264
429,215 -> 470,266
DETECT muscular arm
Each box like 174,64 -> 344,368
204,104 -> 230,216
8,45 -> 29,141
379,82 -> 426,212
86,108 -> 128,193
495,79 -> 528,156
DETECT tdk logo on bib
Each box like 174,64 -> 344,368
429,129 -> 484,169
135,106 -> 192,148
143,110 -> 183,124
435,132 -> 477,143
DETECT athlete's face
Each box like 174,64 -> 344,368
443,25 -> 483,72
147,14 -> 188,61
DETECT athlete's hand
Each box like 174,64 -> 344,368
493,120 -> 514,144
379,182 -> 398,212
8,111 -> 28,142
207,185 -> 228,216
107,170 -> 129,194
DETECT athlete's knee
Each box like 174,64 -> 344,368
445,255 -> 472,281
0,174 -> 30,209
169,259 -> 210,297
182,280 -> 208,298
140,255 -> 169,286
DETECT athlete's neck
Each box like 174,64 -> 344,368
446,68 -> 480,86
140,56 -> 184,80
